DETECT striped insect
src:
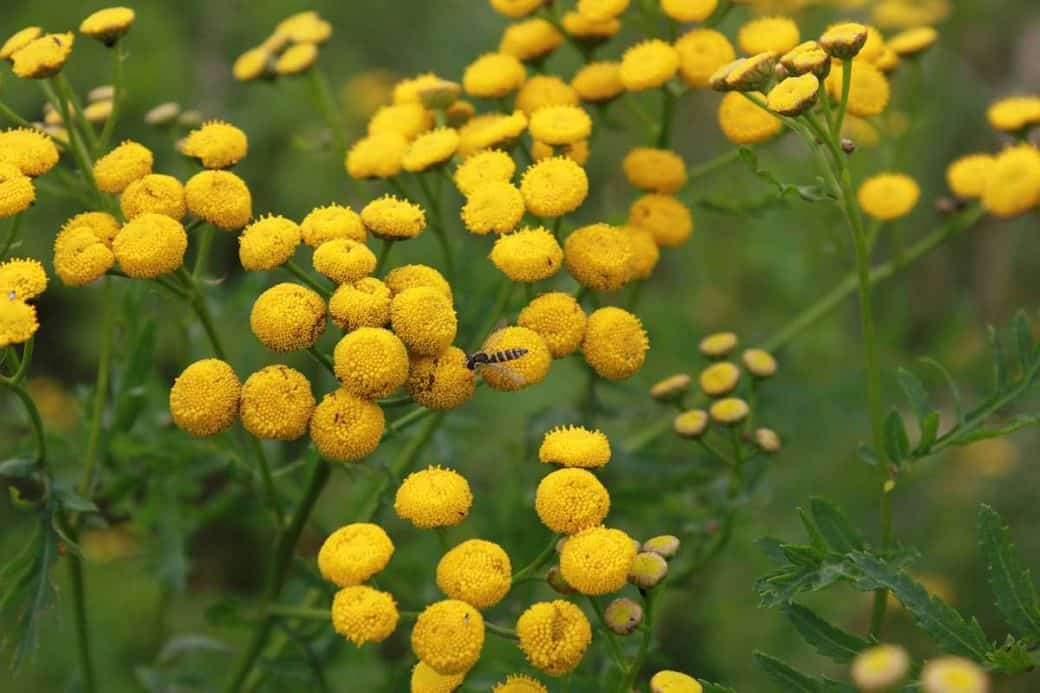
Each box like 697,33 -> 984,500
464,348 -> 529,386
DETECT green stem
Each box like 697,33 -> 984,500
485,622 -> 519,641
511,534 -> 561,584
415,173 -> 455,280
620,589 -> 658,691
193,224 -> 214,279
307,67 -> 346,157
284,259 -> 332,299
267,606 -> 330,621
247,435 -> 284,525
0,100 -> 32,127
77,276 -> 113,500
47,78 -> 104,208
0,378 -> 46,464
56,74 -> 101,156
470,278 -> 514,350
99,44 -> 125,149
10,338 -> 33,385
62,514 -> 98,693
306,346 -> 335,376
586,596 -> 627,672
0,213 -> 24,258
656,86 -> 677,148
375,239 -> 396,275
836,58 -> 854,136
686,148 -> 742,181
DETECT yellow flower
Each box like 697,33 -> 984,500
559,526 -> 636,595
403,128 -> 460,173
516,600 -> 591,676
361,195 -> 426,240
463,181 -> 526,235
531,140 -> 589,166
237,215 -> 301,271
858,173 -> 920,221
920,656 -> 988,693
274,11 -> 332,44
661,0 -> 717,22
501,18 -> 563,62
436,539 -> 512,609
406,346 -> 477,410
577,0 -> 630,21
819,22 -> 869,60
0,258 -> 47,300
317,523 -> 394,587
301,204 -> 366,246
412,600 -> 484,676
385,264 -> 453,300
446,100 -> 476,127
312,239 -> 375,283
718,91 -> 782,144
564,224 -> 634,292
479,326 -> 552,391
561,11 -> 620,41
463,52 -> 527,99
651,375 -> 691,402
395,465 -> 473,529
851,644 -> 910,691
986,96 -> 1040,133
1,27 -> 42,62
80,7 -> 135,45
626,226 -> 660,279
250,283 -> 327,352
825,62 -> 890,118
946,154 -> 994,199
329,277 -> 392,330
674,410 -> 709,438
539,425 -> 611,468
85,100 -> 113,122
623,148 -> 687,194
520,157 -> 589,217
333,327 -> 409,399
232,47 -> 271,82
53,226 -> 114,286
630,552 -> 668,588
767,73 -> 820,116
571,62 -> 624,102
11,32 -> 74,79
185,170 -> 253,230
62,211 -> 120,246
169,359 -> 241,437
391,287 -> 458,355
536,468 -> 610,534
0,164 -> 34,218
182,120 -> 248,169
410,661 -> 466,693
528,105 -> 592,146
709,397 -> 750,424
518,292 -> 587,358
620,40 -> 680,92
455,150 -> 516,196
650,670 -> 703,693
742,348 -> 778,377
517,75 -> 579,116
346,132 -> 408,179
457,111 -> 528,157
718,52 -> 779,92
120,174 -> 186,221
780,41 -> 831,78
92,141 -> 153,194
582,306 -> 649,380
0,296 -> 38,347
309,389 -> 385,461
369,103 -> 434,140
700,331 -> 738,357
888,26 -> 939,56
392,72 -> 444,105
981,144 -> 1040,218
738,16 -> 800,55
493,674 -> 548,693
331,585 -> 399,645
112,214 -> 187,278
239,365 -> 315,440
489,226 -> 564,281
489,0 -> 545,19
0,128 -> 60,177
275,43 -> 318,76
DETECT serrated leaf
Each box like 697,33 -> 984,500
986,635 -> 1037,674
977,504 -> 1040,641
55,489 -> 98,514
756,559 -> 855,607
915,411 -> 941,454
952,415 -> 1040,446
987,326 -> 1008,392
798,508 -> 828,552
782,544 -> 826,568
897,368 -> 930,422
883,410 -> 910,463
753,651 -> 820,692
699,681 -> 739,693
757,537 -> 789,565
1013,310 -> 1035,374
920,358 -> 964,426
783,603 -> 872,663
809,497 -> 864,553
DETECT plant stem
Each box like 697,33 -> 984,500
306,346 -> 335,376
0,100 -> 31,127
686,148 -> 742,181
78,276 -> 113,500
375,239 -> 396,274
836,59 -> 854,135
62,517 -> 98,693
485,622 -> 519,641
47,78 -> 104,208
0,213 -> 24,258
99,44 -> 125,149
586,595 -> 627,672
193,224 -> 214,279
511,534 -> 560,584
267,606 -> 330,621
247,435 -> 284,525
307,67 -> 346,157
470,278 -> 513,350
620,589 -> 658,691
656,86 -> 676,147
284,259 -> 332,299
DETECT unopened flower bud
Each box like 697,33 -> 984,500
650,671 -> 702,693
699,331 -> 738,358
547,565 -> 576,595
699,362 -> 740,396
723,51 -> 778,92
709,397 -> 749,426
754,428 -> 782,453
88,85 -> 114,103
42,103 -> 63,126
178,109 -> 203,128
921,656 -> 988,693
673,409 -> 708,439
650,374 -> 691,402
83,100 -> 113,124
708,59 -> 745,92
42,124 -> 69,147
605,598 -> 643,635
145,102 -> 181,126
773,62 -> 789,80
642,535 -> 680,559
851,644 -> 910,691
445,99 -> 475,127
841,138 -> 856,154
628,551 -> 668,589
418,79 -> 462,111
741,348 -> 778,378
780,41 -> 831,79
820,22 -> 868,60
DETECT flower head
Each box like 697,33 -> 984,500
564,223 -> 634,292
391,287 -> 458,355
455,150 -> 516,196
529,105 -> 592,146
239,365 -> 315,440
577,0 -> 629,21
53,226 -> 114,286
889,26 -> 939,56
331,585 -> 399,645
361,195 -> 426,240
920,656 -> 989,693
946,154 -> 994,199
333,327 -> 409,399
738,16 -> 800,55
479,326 -> 552,391
92,141 -> 153,194
981,144 -> 1040,218
540,425 -> 611,468
463,52 -> 527,99
169,359 -> 241,437
274,11 -> 332,44
625,226 -> 660,279
346,132 -> 409,179
560,526 -> 637,595
0,296 -> 38,347
113,214 -> 187,278
710,397 -> 750,425
1,27 -> 42,61
385,264 -> 452,300
181,120 -> 248,169
851,644 -> 910,691
605,597 -> 643,635
661,0 -> 716,21
329,277 -> 392,330
369,103 -> 434,140
250,283 -> 327,352
493,675 -> 548,692
780,41 -> 831,78
650,374 -> 691,402
819,22 -> 869,59
437,539 -> 512,609
403,128 -> 460,172
987,96 -> 1040,133
11,32 -> 73,79
858,173 -> 920,221
536,468 -> 610,534
185,170 -> 252,230
620,40 -> 680,92
629,551 -> 669,588
561,11 -> 620,41
410,661 -> 466,693
623,148 -> 687,194
275,43 -> 318,76
301,204 -> 366,246
233,47 -> 271,82
0,164 -> 34,218
0,128 -> 60,177
237,215 -> 300,270
406,346 -> 477,410
501,18 -> 563,62
313,238 -> 375,283
825,62 -> 890,118
644,535 -> 681,559
700,332 -> 738,357
317,523 -> 394,587
309,389 -> 385,461
490,227 -> 564,281
0,259 -> 47,300
718,92 -> 782,144
411,600 -> 484,675
463,181 -> 526,235
582,306 -> 649,380
518,292 -> 587,358
768,74 -> 820,116
742,348 -> 778,377
699,362 -> 741,396
395,466 -> 473,529
674,410 -> 709,438
650,670 -> 703,693
489,0 -> 545,18
120,174 -> 186,221
516,75 -> 579,116
571,62 -> 624,102
516,600 -> 592,675
457,112 -> 528,157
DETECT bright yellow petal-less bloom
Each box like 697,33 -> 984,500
406,346 -> 477,410
250,283 -> 327,352
0,164 -> 34,218
516,600 -> 592,675
493,674 -> 548,692
562,11 -> 620,41
182,120 -> 248,169
500,18 -> 563,62
626,226 -> 660,279
888,26 -> 939,56
564,223 -> 634,292
710,397 -> 750,425
920,656 -> 989,693
623,148 -> 687,194
368,103 -> 434,141
80,7 -> 135,45
93,141 -> 154,194
850,644 -> 910,691
520,157 -> 589,217
300,204 -> 366,246
232,47 -> 270,82
535,468 -> 610,534
738,16 -> 801,55
411,600 -> 485,675
560,526 -> 637,595
489,0 -> 545,19
239,365 -> 315,440
825,62 -> 891,118
11,32 -> 74,79
571,62 -> 624,102
718,92 -> 782,144
436,539 -> 512,609
528,105 -> 592,146
0,128 -> 60,177
699,361 -> 741,396
120,174 -> 186,221
410,660 -> 466,693
819,22 -> 869,60
986,96 -> 1040,133
539,425 -> 611,468
0,27 -> 42,61
312,238 -> 375,283
0,296 -> 38,348
63,211 -> 121,247
275,43 -> 318,76
946,154 -> 994,199
112,214 -> 187,278
650,670 -> 704,693
238,215 -> 301,271
391,286 -> 458,356
582,306 -> 649,380
463,181 -> 526,235
489,226 -> 564,281
185,170 -> 253,230
309,389 -> 385,461
981,144 -> 1040,218
395,466 -> 473,529
317,523 -> 394,587
767,73 -> 820,116
274,11 -> 332,44
0,258 -> 47,300
333,327 -> 409,399
517,292 -> 587,358
455,149 -> 517,196
857,173 -> 921,221
329,277 -> 392,331
661,0 -> 717,22
780,41 -> 831,79
385,264 -> 453,300
403,128 -> 460,172
576,0 -> 629,22
479,326 -> 553,391
361,195 -> 426,239
516,75 -> 579,116
169,359 -> 241,437
620,40 -> 680,92
331,585 -> 399,646
346,132 -> 409,179
53,226 -> 114,286
458,111 -> 529,156
463,52 -> 527,98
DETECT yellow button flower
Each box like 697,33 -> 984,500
250,283 -> 327,352
463,181 -> 526,235
626,226 -> 660,279
571,62 -> 624,102
0,296 -> 38,347
946,154 -> 994,199
851,644 -> 910,691
516,75 -> 579,116
113,214 -> 188,278
385,264 -> 452,300
559,526 -> 637,595
412,600 -> 484,676
493,675 -> 548,693
0,258 -> 46,300
312,238 -> 375,283
185,170 -> 253,230
981,144 -> 1040,218
361,195 -> 426,240
520,157 -> 589,217
531,140 -> 589,166
301,204 -> 366,247
93,140 -> 153,194
888,26 -> 938,56
650,670 -> 703,693
390,286 -> 458,355
232,47 -> 271,82
274,11 -> 332,44
62,211 -> 120,246
539,425 -> 611,468
620,40 -> 680,92
80,7 -> 135,46
455,149 -> 516,196
368,103 -> 434,141
819,22 -> 869,60
410,661 -> 466,693
0,164 -> 35,218
1,27 -> 42,61
11,32 -> 74,79
333,327 -> 409,399
536,468 -> 610,534
275,43 -> 318,76
516,600 -> 592,676
436,539 -> 512,609
742,348 -> 778,377
0,128 -> 60,177
501,18 -> 563,62
780,41 -> 831,78
562,11 -> 620,41
738,16 -> 800,55
674,410 -> 709,438
239,365 -> 315,440
719,52 -> 778,92
463,52 -> 527,99
169,359 -> 241,437
457,111 -> 528,157
582,306 -> 649,380
651,374 -> 691,402
858,173 -> 920,221
403,128 -> 460,172
331,585 -> 399,646
490,226 -> 564,281
768,74 -> 820,116
406,346 -> 477,410
700,331 -> 738,357
920,656 -> 988,693
518,292 -> 587,358
699,361 -> 740,396
392,72 -> 445,105
577,0 -> 629,21
238,215 -> 301,271
529,105 -> 592,146
709,397 -> 749,425
53,226 -> 114,286
395,466 -> 473,529
346,132 -> 409,179
718,91 -> 782,144
661,0 -> 717,22
317,523 -> 394,587
479,326 -> 552,391
623,148 -> 687,194
181,120 -> 248,169
825,62 -> 891,118
120,174 -> 186,221
309,389 -> 385,461
489,0 -> 545,18
329,277 -> 392,330
564,223 -> 634,292
986,96 -> 1040,133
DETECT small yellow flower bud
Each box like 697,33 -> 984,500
80,7 -> 135,46
699,331 -> 738,358
920,656 -> 988,693
547,565 -> 576,595
418,79 -> 463,111
650,670 -> 703,693
723,52 -> 779,92
699,362 -> 740,396
629,551 -> 669,589
819,23 -> 869,60
650,374 -> 691,402
643,535 -> 680,559
754,428 -> 782,453
604,598 -> 643,635
710,398 -> 749,425
851,644 -> 910,691
145,102 -> 180,127
742,348 -> 778,378
673,410 -> 708,439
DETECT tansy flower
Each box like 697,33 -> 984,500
717,91 -> 782,144
274,11 -> 332,44
651,374 -> 691,402
620,40 -> 680,92
329,277 -> 392,330
0,128 -> 60,177
80,7 -> 134,45
301,204 -> 366,246
489,227 -> 564,281
120,174 -> 186,221
368,103 -> 434,140
493,675 -> 548,692
699,362 -> 740,396
986,96 -> 1040,133
710,397 -> 749,425
436,539 -> 512,609
62,211 -> 120,246
517,292 -> 587,358
181,120 -> 248,169
501,18 -> 563,62
144,102 -> 180,126
529,105 -> 592,146
406,346 -> 477,410
629,551 -> 668,587
626,226 -> 660,279
819,22 -> 869,60
738,16 -> 800,55
11,32 -> 74,79
361,196 -> 425,240
250,283 -> 327,352
385,264 -> 452,300
825,62 -> 890,118
113,214 -> 187,278
410,661 -> 466,693
564,224 -> 634,292
169,359 -> 241,437
576,0 -> 629,21
317,523 -> 394,587
463,181 -> 525,235
0,259 -> 47,300
392,72 -> 447,105
412,600 -> 484,675
455,149 -> 516,196
403,128 -> 460,172
346,132 -> 409,179
309,389 -> 385,461
920,656 -> 989,693
232,47 -> 271,82
531,140 -> 589,166
53,226 -> 114,286
715,53 -> 778,92
643,535 -> 681,558
623,148 -> 687,194
742,348 -> 778,377
674,409 -> 709,438
391,287 -> 458,355
83,99 -> 112,124
605,598 -> 644,635
520,157 -> 589,217
650,670 -> 703,693
275,43 -> 318,76
768,74 -> 820,116
536,468 -> 610,534
858,173 -> 920,221
0,164 -> 35,218
700,331 -> 738,357
561,11 -> 620,41
457,111 -> 528,156
981,144 -> 1040,218
539,425 -> 611,468
92,141 -> 153,194
888,26 -> 939,56
463,52 -> 527,99
661,0 -> 717,22
446,99 -> 476,127
185,170 -> 252,230
571,62 -> 624,102
489,0 -> 545,18
560,526 -> 636,595
946,154 -> 994,199
780,41 -> 831,78
238,215 -> 301,271
312,239 -> 376,283
396,465 -> 473,529
516,75 -> 579,116
0,296 -> 38,347
516,600 -> 592,675
582,306 -> 649,380
333,327 -> 409,399
239,365 -> 315,440
331,585 -> 399,645
851,644 -> 910,691
479,326 -> 552,391
1,27 -> 42,61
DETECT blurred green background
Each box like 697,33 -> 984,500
2,0 -> 1040,690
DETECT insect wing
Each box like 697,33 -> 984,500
481,361 -> 527,386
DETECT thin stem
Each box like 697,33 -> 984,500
62,514 -> 98,693
306,347 -> 335,376
470,278 -> 514,350
247,435 -> 284,525
78,276 -> 113,500
0,379 -> 46,464
0,100 -> 32,127
836,59 -> 854,135
375,239 -> 396,275
307,67 -> 346,157
485,622 -> 519,641
57,74 -> 102,155
11,338 -> 33,384
620,589 -> 659,691
284,259 -> 332,299
656,86 -> 677,147
586,596 -> 627,671
99,44 -> 125,149
47,78 -> 104,208
267,606 -> 330,621
0,213 -> 24,258
511,534 -> 561,584
193,224 -> 214,279
686,148 -> 742,181
415,173 -> 455,280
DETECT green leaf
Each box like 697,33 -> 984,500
920,357 -> 964,425
55,489 -> 98,514
782,544 -> 826,568
915,411 -> 941,455
782,603 -> 872,663
798,508 -> 828,552
753,651 -> 820,692
849,552 -> 991,661
897,367 -> 930,422
0,457 -> 36,479
987,326 -> 1008,392
1013,310 -> 1035,373
987,635 -> 1037,674
809,497 -> 864,553
699,681 -> 739,693
738,147 -> 834,204
952,414 -> 1040,446
757,537 -> 789,564
856,444 -> 878,467
977,504 -> 1040,641
883,410 -> 910,463
756,558 -> 855,607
